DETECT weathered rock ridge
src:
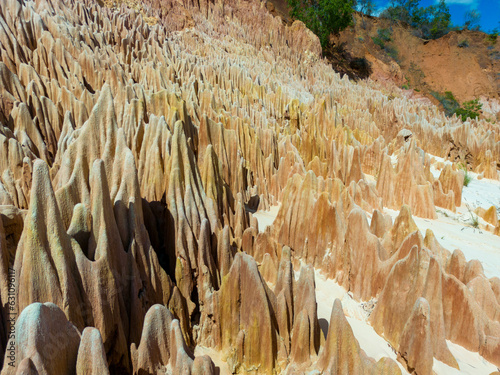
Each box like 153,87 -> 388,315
0,0 -> 498,373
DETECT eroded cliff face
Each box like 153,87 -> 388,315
0,0 -> 499,373
330,13 -> 500,116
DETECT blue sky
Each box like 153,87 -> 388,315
373,0 -> 500,32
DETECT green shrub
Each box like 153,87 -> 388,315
431,91 -> 460,116
463,169 -> 473,187
433,92 -> 483,121
486,30 -> 498,45
464,9 -> 481,31
380,0 -> 451,40
372,28 -> 398,60
372,36 -> 385,49
377,28 -> 392,42
288,0 -> 354,48
458,39 -> 469,48
457,162 -> 474,187
466,204 -> 479,228
454,98 -> 482,121
372,29 -> 392,49
385,45 -> 399,61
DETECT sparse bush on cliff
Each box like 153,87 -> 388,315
372,28 -> 392,48
371,28 -> 398,60
287,0 -> 354,48
431,91 -> 460,116
432,91 -> 482,121
380,0 -> 451,40
463,9 -> 481,31
356,0 -> 375,16
486,29 -> 498,45
454,98 -> 482,121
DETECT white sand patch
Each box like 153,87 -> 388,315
433,341 -> 499,375
311,268 -> 409,374
428,153 -> 500,211
461,176 -> 500,212
345,317 -> 403,367
252,204 -> 281,233
309,265 -> 499,375
363,173 -> 377,184
384,208 -> 500,278
429,154 -> 452,179
390,153 -> 399,168
384,152 -> 500,277
194,346 -> 231,375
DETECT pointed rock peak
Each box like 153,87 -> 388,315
281,245 -> 292,262
330,298 -> 345,323
370,209 -> 391,237
393,205 -> 418,231
88,158 -> 124,261
15,302 -> 81,375
132,304 -> 174,374
82,83 -> 118,158
28,159 -> 67,239
391,204 -> 418,249
347,207 -> 370,232
398,298 -> 433,375
447,249 -> 467,281
76,327 -> 110,375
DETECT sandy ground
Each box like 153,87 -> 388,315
311,267 -> 409,374
252,205 -> 281,233
384,154 -> 500,278
433,341 -> 499,375
194,346 -> 231,375
385,207 -> 500,278
313,266 -> 498,374
259,204 -> 499,374
430,155 -> 500,210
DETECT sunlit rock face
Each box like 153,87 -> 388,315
0,0 -> 499,373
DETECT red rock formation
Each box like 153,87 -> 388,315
0,0 -> 498,372
317,299 -> 401,374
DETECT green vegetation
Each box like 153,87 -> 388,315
466,204 -> 479,228
356,0 -> 376,16
486,29 -> 498,45
378,28 -> 392,42
287,0 -> 354,48
381,0 -> 451,39
454,98 -> 482,121
458,39 -> 469,48
431,91 -> 460,116
431,92 -> 482,121
372,28 -> 391,48
385,46 -> 399,60
407,62 -> 425,88
463,9 -> 481,31
458,162 -> 473,187
463,169 -> 473,187
372,28 -> 399,61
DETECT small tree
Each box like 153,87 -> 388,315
464,9 -> 481,31
428,0 -> 451,39
385,0 -> 420,24
454,99 -> 482,121
357,0 -> 375,16
288,0 -> 354,48
381,0 -> 451,39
